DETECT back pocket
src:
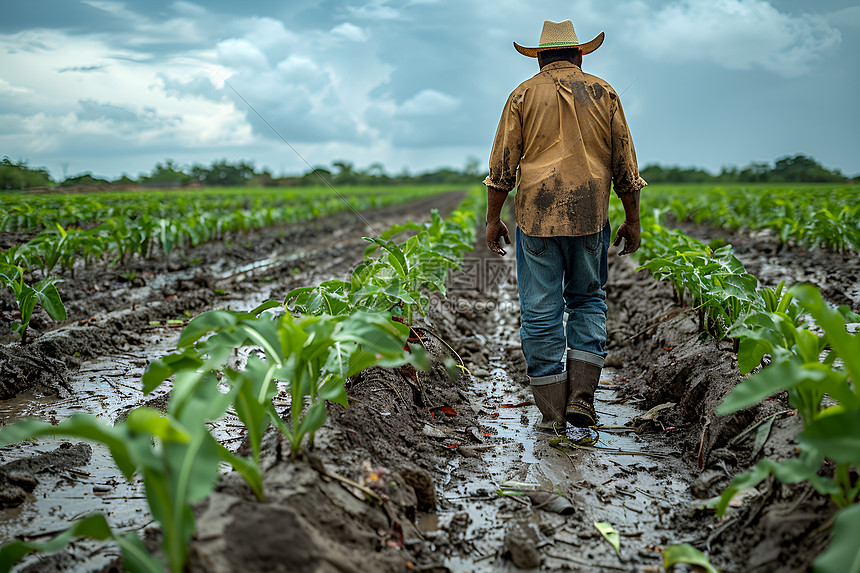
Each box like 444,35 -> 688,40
522,233 -> 547,256
583,231 -> 601,254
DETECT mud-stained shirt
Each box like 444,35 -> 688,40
484,61 -> 646,237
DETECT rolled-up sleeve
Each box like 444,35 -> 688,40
610,96 -> 647,195
483,91 -> 523,192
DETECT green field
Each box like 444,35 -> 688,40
635,183 -> 860,251
0,185 -> 464,232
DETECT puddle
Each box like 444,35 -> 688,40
428,352 -> 691,571
0,335 -> 172,547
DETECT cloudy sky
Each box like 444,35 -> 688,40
1,0 -> 858,180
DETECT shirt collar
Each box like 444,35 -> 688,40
539,61 -> 581,72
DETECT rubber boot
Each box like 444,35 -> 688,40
529,372 -> 567,433
565,349 -> 604,427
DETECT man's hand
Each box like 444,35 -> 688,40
486,219 -> 511,256
612,220 -> 640,256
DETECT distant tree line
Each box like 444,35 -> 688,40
0,156 -> 484,190
0,153 -> 854,191
640,154 -> 849,184
0,157 -> 54,189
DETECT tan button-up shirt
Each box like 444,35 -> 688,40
484,61 -> 646,237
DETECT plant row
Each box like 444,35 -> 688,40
645,184 -> 860,252
0,185 -> 457,232
0,187 -> 485,572
610,197 -> 860,572
626,205 -> 780,342
717,286 -> 860,573
0,187 -> 452,340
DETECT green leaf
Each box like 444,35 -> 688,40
237,319 -> 286,367
717,453 -> 838,515
229,355 -> 276,462
158,433 -> 220,571
16,284 -> 36,330
792,285 -> 860,387
216,442 -> 263,500
32,279 -> 66,321
837,305 -> 860,323
379,220 -> 424,239
249,299 -> 281,316
0,414 -> 137,479
296,401 -> 328,441
800,407 -> 860,466
813,503 -> 860,573
125,408 -> 190,444
717,358 -> 831,416
735,335 -> 771,374
340,318 -> 429,373
353,283 -> 416,306
316,374 -> 348,406
141,351 -> 205,394
364,237 -> 408,278
113,532 -> 165,573
177,310 -> 238,347
170,433 -> 221,506
712,272 -> 758,302
752,414 -> 776,459
664,544 -> 719,573
0,514 -> 162,573
166,370 -> 212,421
594,522 -> 620,556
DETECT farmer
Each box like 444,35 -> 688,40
484,19 -> 646,432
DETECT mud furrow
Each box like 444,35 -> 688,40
0,192 -> 466,400
0,192 -> 466,571
1,199 -> 844,572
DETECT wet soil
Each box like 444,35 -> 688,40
190,226 -> 840,572
190,226 -> 846,572
0,200 -> 851,572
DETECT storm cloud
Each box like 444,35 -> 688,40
0,0 -> 856,179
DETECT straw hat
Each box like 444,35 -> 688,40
514,20 -> 604,58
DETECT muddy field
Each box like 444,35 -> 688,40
1,192 -> 855,572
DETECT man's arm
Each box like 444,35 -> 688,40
612,189 -> 640,256
609,91 -> 646,256
483,89 -> 523,257
486,186 -> 511,256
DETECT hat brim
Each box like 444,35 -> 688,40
514,31 -> 604,58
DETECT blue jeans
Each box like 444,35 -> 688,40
516,221 -> 610,377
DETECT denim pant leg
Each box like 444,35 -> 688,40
516,228 -> 566,377
562,221 -> 609,357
